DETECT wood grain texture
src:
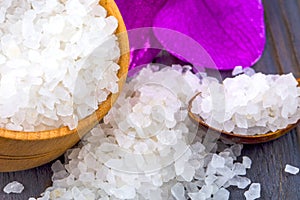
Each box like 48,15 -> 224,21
0,0 -> 129,172
0,0 -> 299,199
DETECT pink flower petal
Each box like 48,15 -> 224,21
153,0 -> 266,70
115,0 -> 168,70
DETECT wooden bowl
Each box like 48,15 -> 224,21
188,78 -> 300,144
0,0 -> 130,172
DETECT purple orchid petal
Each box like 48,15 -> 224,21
115,0 -> 168,70
153,0 -> 266,70
115,0 -> 167,30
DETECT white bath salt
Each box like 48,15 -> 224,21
284,164 -> 299,175
191,72 -> 300,135
211,154 -> 225,168
244,183 -> 261,200
232,66 -> 256,77
213,188 -> 230,200
243,156 -> 252,169
228,176 -> 251,189
35,65 -> 257,200
51,160 -> 65,173
171,183 -> 185,200
232,66 -> 243,76
243,67 -> 256,77
3,181 -> 24,194
232,163 -> 247,176
0,0 -> 121,131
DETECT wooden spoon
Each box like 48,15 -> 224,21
188,78 -> 300,144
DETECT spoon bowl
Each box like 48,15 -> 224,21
188,78 -> 300,144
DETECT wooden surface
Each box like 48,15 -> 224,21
0,0 -> 299,199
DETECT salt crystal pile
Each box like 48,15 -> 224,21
191,71 -> 300,135
33,65 -> 259,200
284,164 -> 299,175
3,181 -> 24,194
0,0 -> 120,131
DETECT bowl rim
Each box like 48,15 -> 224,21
0,0 -> 130,141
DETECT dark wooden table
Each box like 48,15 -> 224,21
1,0 -> 299,199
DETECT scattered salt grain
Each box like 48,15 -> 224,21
213,188 -> 230,200
233,163 -> 247,175
211,154 -> 225,168
111,185 -> 136,199
228,176 -> 251,189
232,66 -> 256,77
51,160 -> 65,173
232,66 -> 243,76
3,181 -> 24,194
171,183 -> 185,200
284,164 -> 299,175
244,183 -> 261,200
231,144 -> 243,157
243,156 -> 252,169
243,67 -> 256,76
180,164 -> 196,181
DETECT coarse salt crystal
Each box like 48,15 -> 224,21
3,181 -> 24,194
243,67 -> 256,77
232,66 -> 243,76
242,156 -> 252,169
213,188 -> 230,200
284,164 -> 299,175
232,163 -> 247,175
228,176 -> 251,189
244,183 -> 261,200
171,183 -> 185,200
111,185 -> 136,199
